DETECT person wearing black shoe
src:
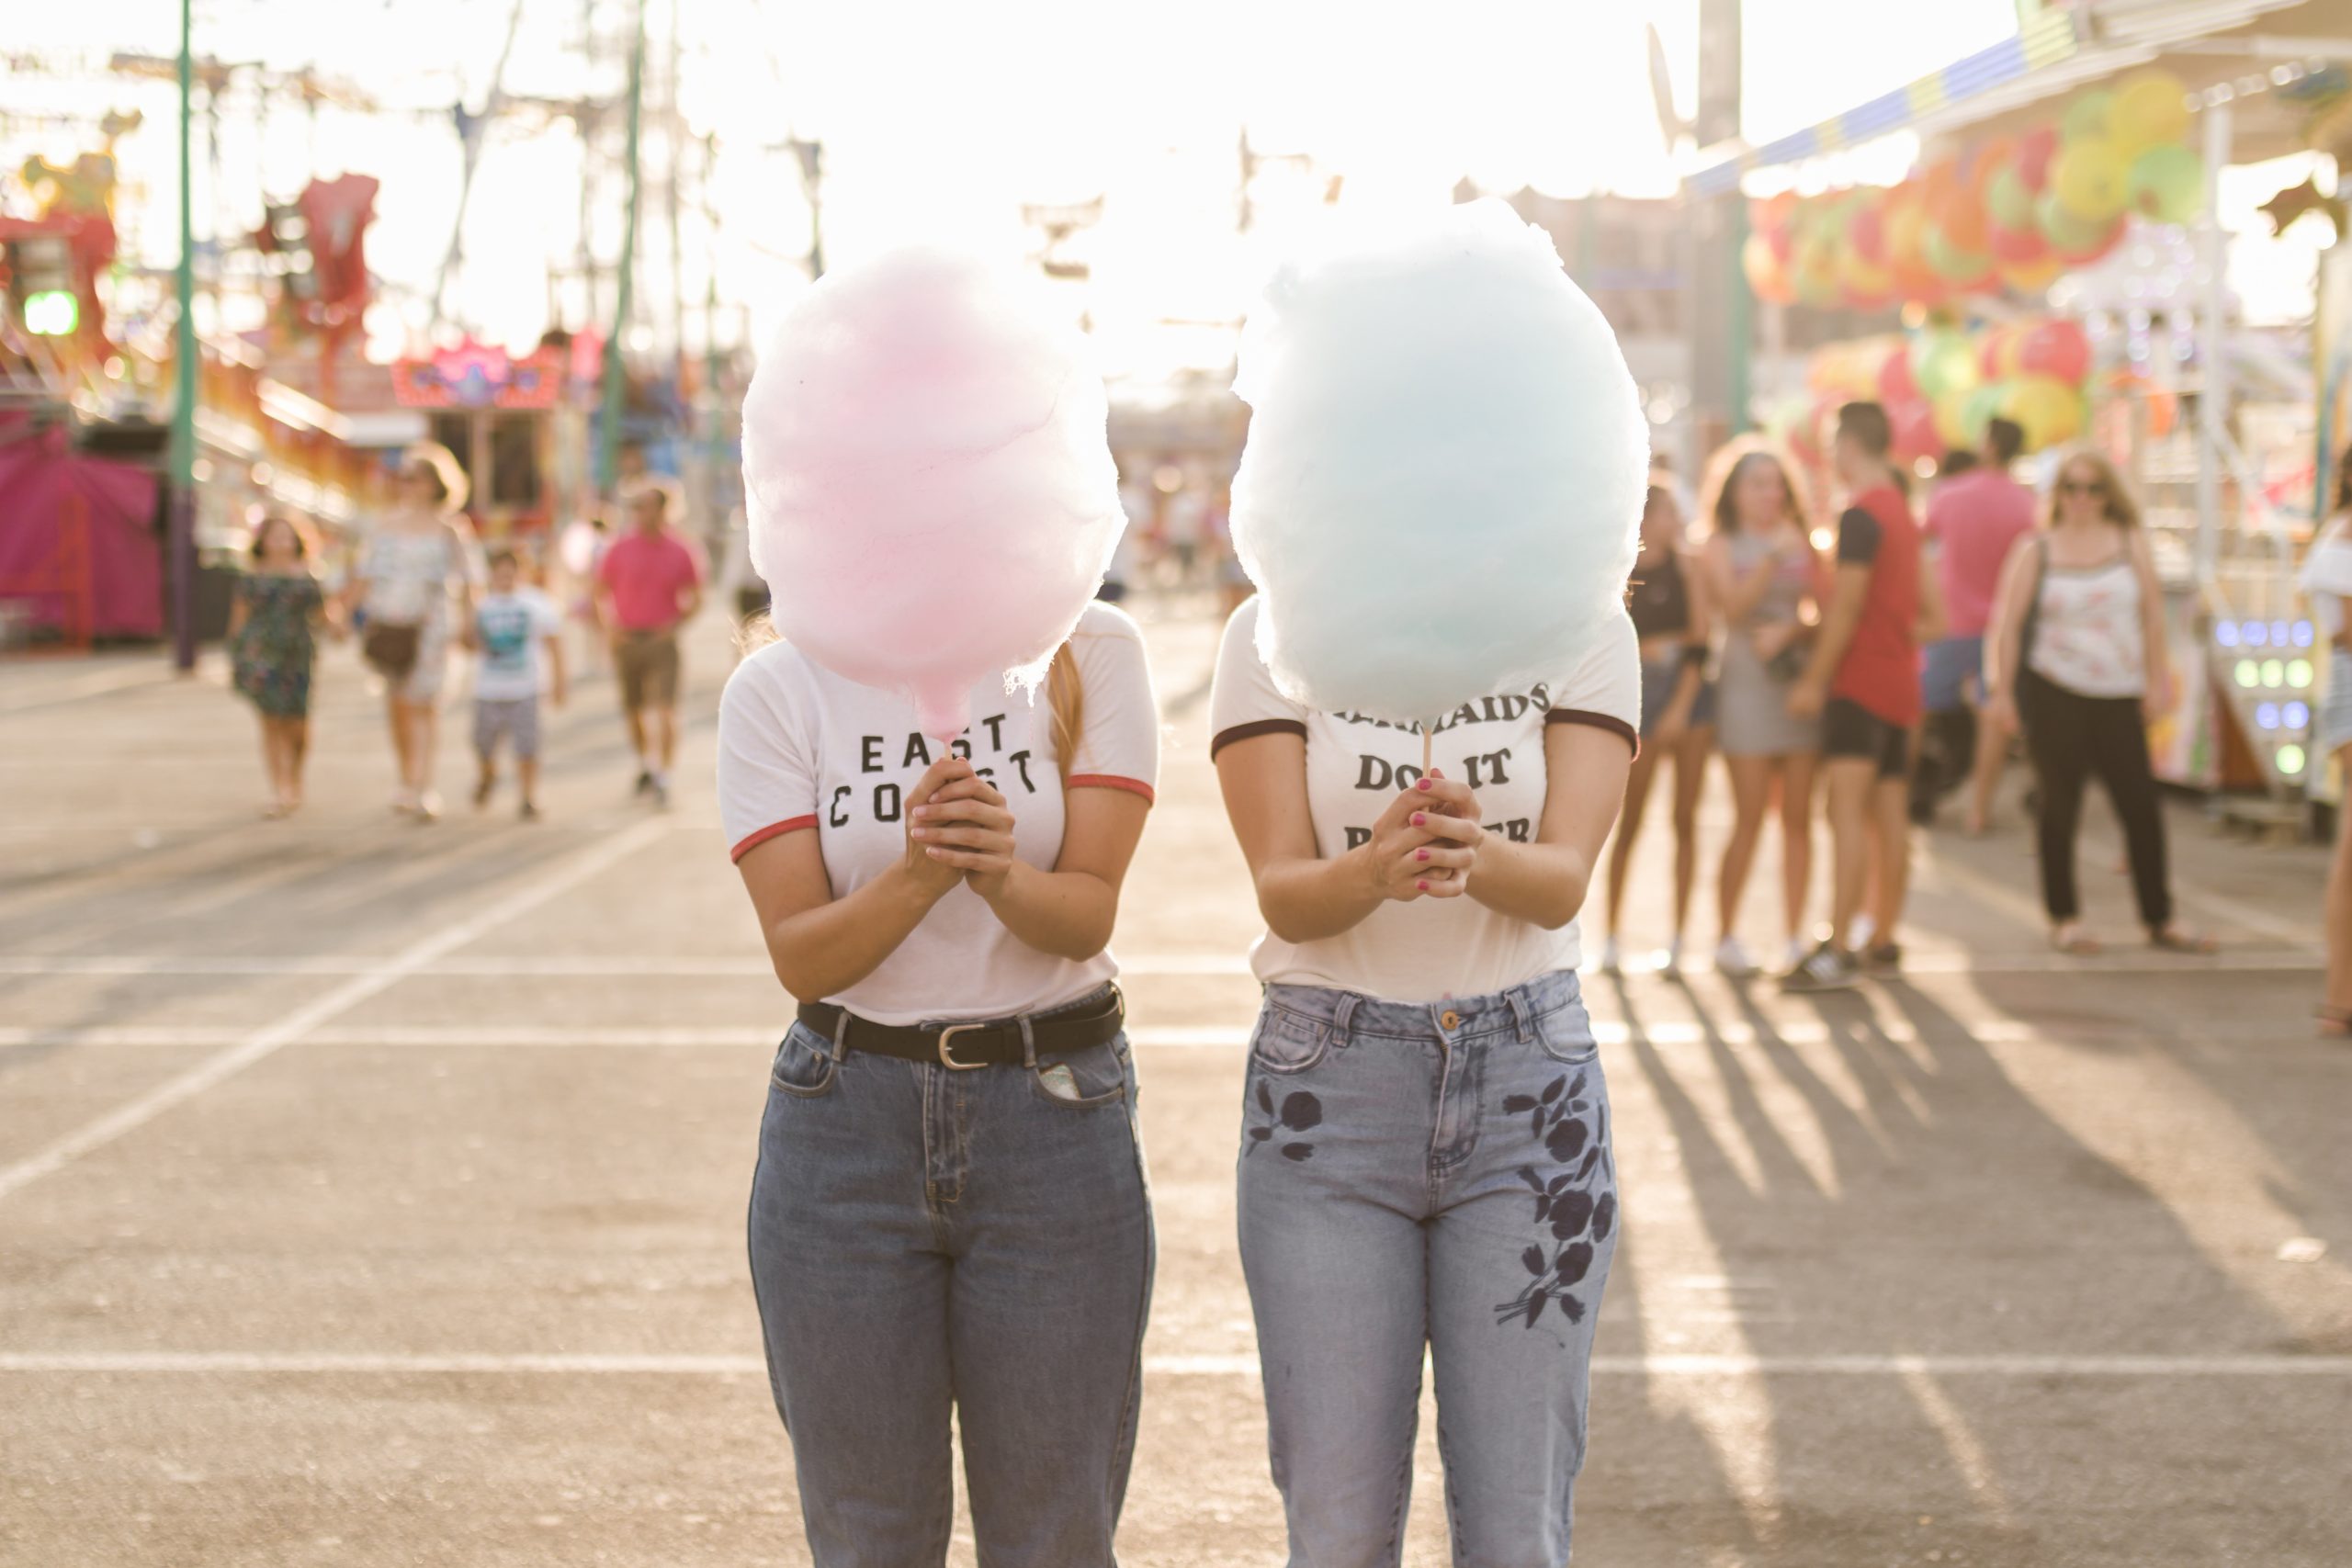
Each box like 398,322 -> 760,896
1786,402 -> 1944,990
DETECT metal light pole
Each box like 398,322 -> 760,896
596,0 -> 647,498
1688,0 -> 1751,445
170,0 -> 198,671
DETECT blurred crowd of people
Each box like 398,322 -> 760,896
1603,402 -> 2218,993
221,440 -> 705,824
217,414 -> 2352,1025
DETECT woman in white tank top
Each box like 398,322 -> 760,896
1984,449 -> 2211,956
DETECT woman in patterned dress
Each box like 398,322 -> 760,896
228,515 -> 333,818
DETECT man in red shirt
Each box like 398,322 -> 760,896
1786,402 -> 1946,990
1923,417 -> 2038,832
594,479 -> 707,807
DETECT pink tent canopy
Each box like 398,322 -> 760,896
0,415 -> 161,639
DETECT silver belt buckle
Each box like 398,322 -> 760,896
936,1021 -> 988,1070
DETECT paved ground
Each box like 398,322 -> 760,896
2,597 -> 2346,1567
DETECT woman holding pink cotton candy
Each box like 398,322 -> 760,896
718,249 -> 1159,1567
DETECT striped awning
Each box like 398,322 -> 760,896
1685,8 -> 2084,197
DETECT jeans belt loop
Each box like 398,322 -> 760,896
1507,988 -> 1533,1043
1329,992 -> 1359,1052
1017,1012 -> 1039,1070
826,1007 -> 852,1062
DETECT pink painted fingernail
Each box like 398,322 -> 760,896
1416,778 -> 1431,792
1416,878 -> 1430,891
1416,848 -> 1429,862
1411,812 -> 1427,826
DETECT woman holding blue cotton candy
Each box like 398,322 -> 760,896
1211,199 -> 1645,1566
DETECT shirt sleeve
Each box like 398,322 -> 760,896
450,525 -> 487,588
1063,605 -> 1159,803
1208,596 -> 1311,759
1544,608 -> 1641,756
1837,507 -> 1883,567
716,654 -> 820,863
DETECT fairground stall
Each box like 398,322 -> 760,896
1703,0 -> 2352,820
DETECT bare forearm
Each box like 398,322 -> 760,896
1253,845 -> 1385,944
978,861 -> 1119,961
1466,836 -> 1595,931
1804,601 -> 1861,689
763,864 -> 944,1001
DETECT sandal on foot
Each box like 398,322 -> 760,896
2148,925 -> 2217,954
2051,924 -> 2101,956
2316,1006 -> 2352,1038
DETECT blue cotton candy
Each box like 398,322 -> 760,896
1229,198 -> 1648,728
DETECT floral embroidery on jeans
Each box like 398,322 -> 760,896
1494,1068 -> 1616,1329
1247,1080 -> 1322,1161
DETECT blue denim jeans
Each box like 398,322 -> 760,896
1237,968 -> 1619,1567
746,986 -> 1155,1566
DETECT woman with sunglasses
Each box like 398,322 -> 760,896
351,444 -> 480,820
1984,449 -> 2211,955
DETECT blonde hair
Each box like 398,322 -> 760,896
2047,446 -> 2142,531
1046,648 -> 1084,779
400,442 -> 469,514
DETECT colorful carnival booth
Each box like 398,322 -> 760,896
1697,0 -> 2352,809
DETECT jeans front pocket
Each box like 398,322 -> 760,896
1248,1000 -> 1330,1076
1531,996 -> 1602,1066
769,1022 -> 841,1099
1029,1034 -> 1132,1109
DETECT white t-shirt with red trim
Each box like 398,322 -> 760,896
717,601 -> 1159,1028
1209,596 -> 1639,1002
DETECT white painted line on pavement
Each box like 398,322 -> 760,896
0,661 -> 187,716
1930,836 -> 2324,957
0,950 -> 2320,980
0,818 -> 676,1202
2,1349 -> 2347,1378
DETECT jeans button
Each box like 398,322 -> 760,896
1440,1009 -> 1462,1032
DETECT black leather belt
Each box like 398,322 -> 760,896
796,987 -> 1125,1070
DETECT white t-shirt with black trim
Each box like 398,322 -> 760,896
1209,595 -> 1639,1002
717,601 -> 1159,1028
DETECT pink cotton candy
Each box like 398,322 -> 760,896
741,249 -> 1125,739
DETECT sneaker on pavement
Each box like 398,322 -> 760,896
650,774 -> 671,810
1597,936 -> 1623,976
633,769 -> 654,797
518,800 -> 542,823
1714,936 -> 1758,977
1782,941 -> 1860,993
1657,934 -> 1685,974
1860,942 -> 1904,976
